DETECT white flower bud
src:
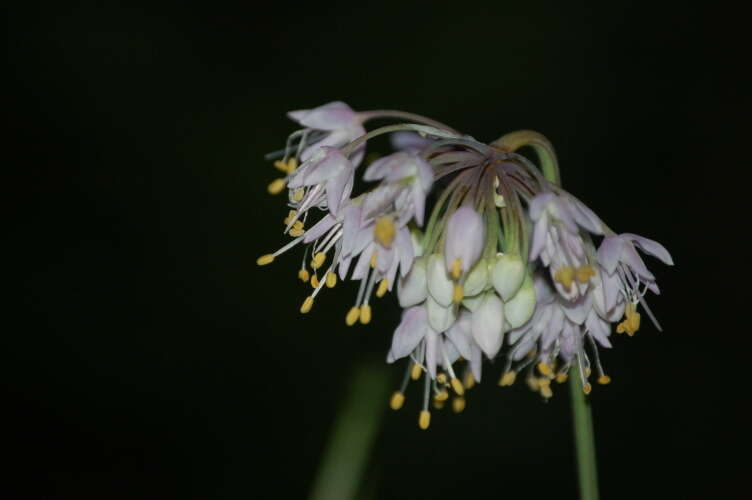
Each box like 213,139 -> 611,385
504,273 -> 536,328
491,253 -> 525,302
398,256 -> 427,308
471,291 -> 505,358
463,258 -> 489,297
426,253 -> 454,307
426,294 -> 456,332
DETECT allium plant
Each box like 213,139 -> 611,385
257,102 -> 672,446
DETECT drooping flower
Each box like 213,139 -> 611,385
257,103 -> 673,428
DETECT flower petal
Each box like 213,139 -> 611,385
389,306 -> 428,360
624,233 -> 674,266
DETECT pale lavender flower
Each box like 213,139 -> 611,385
257,103 -> 673,428
288,101 -> 366,164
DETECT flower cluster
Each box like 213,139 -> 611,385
258,102 -> 673,429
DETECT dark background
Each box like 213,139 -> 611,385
7,1 -> 746,499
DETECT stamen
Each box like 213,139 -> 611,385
452,283 -> 464,304
434,389 -> 449,402
411,363 -> 423,380
376,279 -> 389,298
310,274 -> 320,289
311,252 -> 326,270
463,371 -> 476,389
267,178 -> 286,195
553,266 -> 575,290
326,272 -> 337,288
537,361 -> 552,376
283,210 -> 298,225
419,370 -> 431,430
436,373 -> 447,385
450,258 -> 462,280
390,392 -> 405,410
451,378 -> 465,396
300,296 -> 314,314
418,410 -> 431,430
359,304 -> 372,324
576,265 -> 596,283
598,375 -> 611,385
298,269 -> 310,282
292,188 -> 304,202
345,306 -> 360,326
288,220 -> 305,237
499,371 -> 517,386
452,397 -> 466,413
256,254 -> 275,266
555,372 -> 569,384
370,251 -> 378,268
374,216 -> 396,248
538,378 -> 553,399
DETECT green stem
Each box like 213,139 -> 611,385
569,368 -> 600,500
308,361 -> 390,500
495,130 -> 599,500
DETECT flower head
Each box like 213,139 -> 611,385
257,104 -> 673,428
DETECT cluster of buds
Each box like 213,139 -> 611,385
258,102 -> 673,429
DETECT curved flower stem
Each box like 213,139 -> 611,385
490,130 -> 560,186
360,110 -> 461,135
494,130 -> 599,500
308,361 -> 390,500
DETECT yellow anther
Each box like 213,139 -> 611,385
310,274 -> 320,289
435,390 -> 449,402
374,215 -> 396,248
359,304 -> 372,324
555,373 -> 569,384
376,279 -> 389,298
326,272 -> 337,288
389,391 -> 405,410
289,225 -> 305,238
267,178 -> 286,195
433,398 -> 446,410
540,383 -> 553,399
450,258 -> 462,280
583,383 -> 592,395
585,367 -> 592,377
463,372 -> 476,390
452,397 -> 466,414
451,377 -> 465,396
526,377 -> 540,392
273,160 -> 289,173
598,375 -> 612,385
576,265 -> 596,283
300,296 -> 314,314
370,251 -> 378,268
436,373 -> 448,385
298,269 -> 310,282
617,302 -> 641,336
411,364 -> 422,380
499,371 -> 517,386
418,410 -> 431,430
273,158 -> 298,174
537,362 -> 552,376
345,306 -> 360,326
283,210 -> 298,225
452,283 -> 464,304
311,252 -> 326,270
292,188 -> 304,202
553,266 -> 575,290
256,254 -> 275,266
